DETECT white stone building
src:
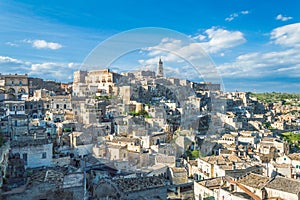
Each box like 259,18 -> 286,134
11,140 -> 53,169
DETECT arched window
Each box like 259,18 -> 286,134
13,104 -> 18,111
19,88 -> 26,94
8,88 -> 15,94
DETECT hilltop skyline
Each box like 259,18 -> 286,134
1,0 -> 300,92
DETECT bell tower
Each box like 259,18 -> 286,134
157,58 -> 164,77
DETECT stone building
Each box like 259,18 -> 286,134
0,74 -> 29,100
72,70 -> 88,97
2,169 -> 84,200
106,144 -> 128,161
73,69 -> 122,97
92,176 -> 167,200
28,78 -> 67,96
194,177 -> 225,200
25,100 -> 44,118
81,99 -> 108,124
155,154 -> 175,167
48,95 -> 72,112
264,176 -> 300,200
1,100 -> 25,115
257,137 -> 289,155
236,173 -> 271,199
110,136 -> 141,153
31,88 -> 50,100
157,58 -> 164,77
10,139 -> 53,169
275,153 -> 300,179
9,114 -> 29,141
192,82 -> 221,91
218,133 -> 237,145
168,167 -> 188,185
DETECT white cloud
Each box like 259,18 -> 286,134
137,27 -> 246,83
241,10 -> 249,15
141,38 -> 205,63
32,62 -> 82,80
142,27 -> 246,61
0,56 -> 31,74
6,39 -> 62,50
30,62 -> 78,80
276,64 -> 300,72
0,56 -> 23,64
276,14 -> 293,21
225,10 -> 249,22
270,23 -> 300,47
192,34 -> 206,41
225,17 -> 235,22
225,13 -> 238,22
5,42 -> 18,47
218,48 -> 300,78
0,55 -> 77,81
216,23 -> 300,79
201,27 -> 246,53
32,39 -> 62,50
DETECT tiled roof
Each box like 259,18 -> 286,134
171,167 -> 186,173
188,160 -> 197,166
288,153 -> 300,161
113,176 -> 166,193
226,165 -> 262,179
227,154 -> 242,163
198,177 -> 225,188
201,155 -> 228,165
238,173 -> 271,189
265,176 -> 300,194
273,163 -> 292,168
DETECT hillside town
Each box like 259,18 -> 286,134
0,59 -> 300,200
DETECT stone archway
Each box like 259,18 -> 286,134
7,88 -> 15,94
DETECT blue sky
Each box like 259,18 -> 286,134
1,0 -> 300,92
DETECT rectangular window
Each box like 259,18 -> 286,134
23,153 -> 27,165
42,152 -> 47,159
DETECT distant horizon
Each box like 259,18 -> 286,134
1,70 -> 299,94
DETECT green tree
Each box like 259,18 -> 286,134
186,149 -> 200,160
